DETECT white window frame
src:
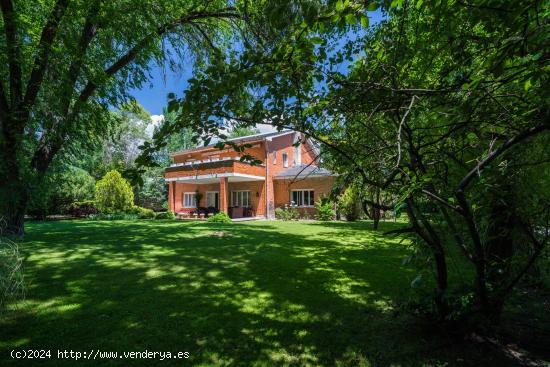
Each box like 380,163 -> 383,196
205,191 -> 219,208
183,192 -> 197,208
290,189 -> 315,207
231,190 -> 251,207
282,152 -> 288,168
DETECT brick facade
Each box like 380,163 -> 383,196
165,131 -> 334,219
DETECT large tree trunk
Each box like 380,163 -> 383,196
372,189 -> 381,230
0,146 -> 28,236
0,114 -> 30,235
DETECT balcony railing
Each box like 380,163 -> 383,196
169,156 -> 237,167
165,157 -> 266,179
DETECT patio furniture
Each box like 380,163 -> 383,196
231,206 -> 244,218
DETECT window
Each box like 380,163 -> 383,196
183,192 -> 197,208
293,145 -> 301,166
291,190 -> 314,207
231,191 -> 250,207
272,152 -> 277,165
282,152 -> 288,167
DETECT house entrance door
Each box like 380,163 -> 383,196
206,192 -> 219,210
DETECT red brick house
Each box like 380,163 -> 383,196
165,131 -> 336,219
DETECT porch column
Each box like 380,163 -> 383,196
169,181 -> 176,212
219,177 -> 229,214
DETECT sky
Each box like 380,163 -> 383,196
128,8 -> 385,128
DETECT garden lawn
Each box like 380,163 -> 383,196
0,220 -> 515,366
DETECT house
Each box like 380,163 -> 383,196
164,130 -> 336,219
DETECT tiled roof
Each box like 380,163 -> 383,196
274,165 -> 334,179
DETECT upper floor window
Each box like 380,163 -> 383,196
282,153 -> 288,167
183,192 -> 197,208
272,152 -> 277,165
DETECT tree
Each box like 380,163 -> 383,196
145,0 -> 549,329
94,170 -> 134,214
229,126 -> 260,138
0,0 -> 241,234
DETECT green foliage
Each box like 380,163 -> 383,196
0,0 -> 250,233
157,0 -> 550,326
128,206 -> 156,219
275,206 -> 300,221
26,164 -> 96,219
207,212 -> 231,223
87,213 -> 139,221
0,234 -> 24,314
338,186 -> 363,221
64,201 -> 99,218
94,171 -> 135,214
315,201 -> 335,221
229,126 -> 261,138
154,211 -> 176,220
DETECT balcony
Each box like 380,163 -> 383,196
165,158 -> 265,183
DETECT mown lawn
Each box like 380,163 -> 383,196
0,220 -> 516,366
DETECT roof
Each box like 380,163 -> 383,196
274,164 -> 335,179
170,130 -> 294,156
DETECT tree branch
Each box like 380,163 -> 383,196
421,189 -> 463,213
21,0 -> 70,114
78,9 -> 239,102
396,95 -> 417,169
31,2 -> 101,174
0,81 -> 8,121
456,120 -> 550,192
1,0 -> 22,107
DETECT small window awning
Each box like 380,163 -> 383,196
274,165 -> 335,180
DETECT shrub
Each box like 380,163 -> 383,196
0,234 -> 24,314
87,213 -> 138,221
337,186 -> 363,221
315,201 -> 335,221
155,211 -> 176,220
207,212 -> 231,223
94,170 -> 134,214
275,205 -> 300,220
64,200 -> 98,218
128,206 -> 156,219
138,207 -> 155,219
27,165 -> 96,218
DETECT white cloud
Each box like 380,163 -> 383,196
256,123 -> 278,134
146,114 -> 164,137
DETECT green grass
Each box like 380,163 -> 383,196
0,220 -> 516,366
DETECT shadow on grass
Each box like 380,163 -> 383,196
0,220 -> 517,366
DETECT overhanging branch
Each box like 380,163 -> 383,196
78,9 -> 239,102
21,0 -> 70,114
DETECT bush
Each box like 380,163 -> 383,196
155,211 -> 176,220
137,207 -> 155,219
338,186 -> 363,221
207,212 -> 231,223
64,200 -> 98,218
315,201 -> 335,221
94,170 -> 134,214
27,165 -> 96,218
275,205 -> 300,221
87,213 -> 138,221
128,206 -> 155,219
0,234 -> 24,314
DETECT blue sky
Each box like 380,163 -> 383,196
129,9 -> 385,117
